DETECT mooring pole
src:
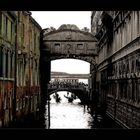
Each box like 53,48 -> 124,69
47,91 -> 50,129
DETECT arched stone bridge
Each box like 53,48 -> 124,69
48,81 -> 89,104
40,24 -> 97,104
40,24 -> 97,126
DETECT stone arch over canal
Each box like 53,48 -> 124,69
48,85 -> 89,104
39,24 -> 98,127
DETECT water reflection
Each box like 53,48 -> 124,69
45,91 -> 122,129
45,91 -> 94,129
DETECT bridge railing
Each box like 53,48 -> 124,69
48,81 -> 88,91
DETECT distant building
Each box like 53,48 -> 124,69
51,72 -> 78,83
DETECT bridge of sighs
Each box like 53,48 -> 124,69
39,24 -> 98,124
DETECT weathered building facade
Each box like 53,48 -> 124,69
0,11 -> 41,127
15,11 -> 41,123
91,11 -> 140,128
0,11 -> 16,127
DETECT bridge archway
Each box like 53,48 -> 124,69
51,58 -> 90,81
49,90 -> 86,104
48,87 -> 89,103
49,55 -> 96,65
51,58 -> 91,65
40,24 -> 98,93
39,24 -> 98,125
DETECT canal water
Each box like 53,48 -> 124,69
45,91 -> 122,129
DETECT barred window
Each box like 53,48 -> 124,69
77,44 -> 83,49
55,43 -> 60,47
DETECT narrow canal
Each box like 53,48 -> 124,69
45,91 -> 122,129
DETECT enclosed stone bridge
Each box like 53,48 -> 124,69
40,24 -> 97,94
40,24 -> 97,125
41,24 -> 97,64
40,24 -> 97,103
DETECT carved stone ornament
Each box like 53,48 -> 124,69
65,32 -> 72,40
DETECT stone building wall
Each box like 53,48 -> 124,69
91,11 -> 140,128
0,11 -> 42,127
0,11 -> 16,127
28,15 -> 41,117
15,11 -> 42,122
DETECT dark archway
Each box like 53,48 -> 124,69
48,89 -> 88,104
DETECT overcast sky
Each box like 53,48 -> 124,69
31,11 -> 91,30
50,59 -> 90,74
31,11 -> 91,75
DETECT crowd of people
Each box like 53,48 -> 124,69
48,81 -> 88,90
